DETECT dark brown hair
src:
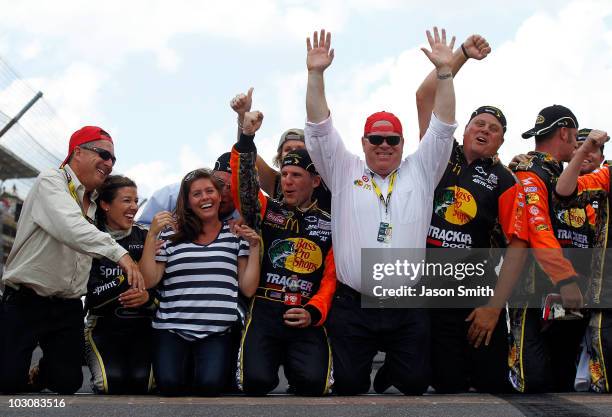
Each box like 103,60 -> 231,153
172,168 -> 222,243
95,175 -> 137,229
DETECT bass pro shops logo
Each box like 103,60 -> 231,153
556,207 -> 587,228
434,186 -> 477,226
268,237 -> 323,274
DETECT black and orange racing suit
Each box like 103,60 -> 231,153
509,151 -> 595,393
84,224 -> 157,394
555,164 -> 612,392
230,133 -> 336,396
426,140 -> 528,393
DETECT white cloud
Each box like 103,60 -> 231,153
263,0 -> 612,166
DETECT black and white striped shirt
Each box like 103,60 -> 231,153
153,222 -> 249,340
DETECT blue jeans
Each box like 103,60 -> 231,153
153,329 -> 232,396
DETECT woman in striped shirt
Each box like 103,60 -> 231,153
140,168 -> 260,396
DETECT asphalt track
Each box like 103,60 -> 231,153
3,351 -> 612,416
2,392 -> 612,417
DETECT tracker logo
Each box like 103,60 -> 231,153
427,225 -> 473,247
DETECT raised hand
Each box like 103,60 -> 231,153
306,29 -> 335,73
581,130 -> 610,155
462,34 -> 491,60
230,87 -> 254,116
242,111 -> 264,135
234,224 -> 260,249
150,211 -> 176,236
421,27 -> 456,72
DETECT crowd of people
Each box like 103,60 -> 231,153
0,26 -> 610,397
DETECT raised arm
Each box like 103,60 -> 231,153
139,211 -> 174,288
230,89 -> 280,196
420,27 -> 456,125
230,111 -> 269,230
306,29 -> 334,124
416,34 -> 490,139
556,129 -> 609,196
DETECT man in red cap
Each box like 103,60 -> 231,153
0,126 -> 144,394
304,27 -> 458,395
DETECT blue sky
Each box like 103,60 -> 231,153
0,0 -> 610,199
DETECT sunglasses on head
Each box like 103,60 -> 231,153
366,135 -> 401,146
80,145 -> 116,165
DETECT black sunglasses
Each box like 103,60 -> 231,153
80,145 -> 116,165
366,135 -> 401,146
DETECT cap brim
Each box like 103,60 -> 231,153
521,129 -> 536,139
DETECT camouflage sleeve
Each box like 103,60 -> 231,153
230,133 -> 267,232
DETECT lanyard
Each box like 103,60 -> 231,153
370,171 -> 397,215
62,168 -> 94,224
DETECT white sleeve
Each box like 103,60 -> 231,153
305,115 -> 361,193
30,174 -> 127,262
413,112 -> 457,189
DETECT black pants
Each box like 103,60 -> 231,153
431,308 -> 511,393
238,298 -> 332,396
85,316 -> 153,394
325,283 -> 430,395
586,309 -> 612,392
509,306 -> 587,392
0,286 -> 84,394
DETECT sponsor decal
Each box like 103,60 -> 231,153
557,229 -> 589,246
362,175 -> 369,183
266,211 -> 286,225
265,272 -> 314,295
524,186 -> 538,193
535,224 -> 549,231
526,193 -> 539,205
268,237 -> 323,274
475,166 -> 487,176
318,219 -> 331,230
536,115 -> 545,124
529,206 -> 540,216
92,273 -> 126,296
473,176 -> 495,190
434,186 -> 477,226
353,179 -> 372,190
557,208 -> 587,228
487,173 -> 498,186
521,177 -> 533,186
428,225 -> 473,247
304,215 -> 318,223
529,216 -> 546,224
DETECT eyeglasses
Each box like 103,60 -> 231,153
366,135 -> 401,146
80,145 -> 116,165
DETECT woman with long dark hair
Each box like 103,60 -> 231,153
84,175 -> 156,394
140,168 -> 260,396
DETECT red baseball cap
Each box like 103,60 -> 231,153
363,111 -> 403,136
61,126 -> 113,167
